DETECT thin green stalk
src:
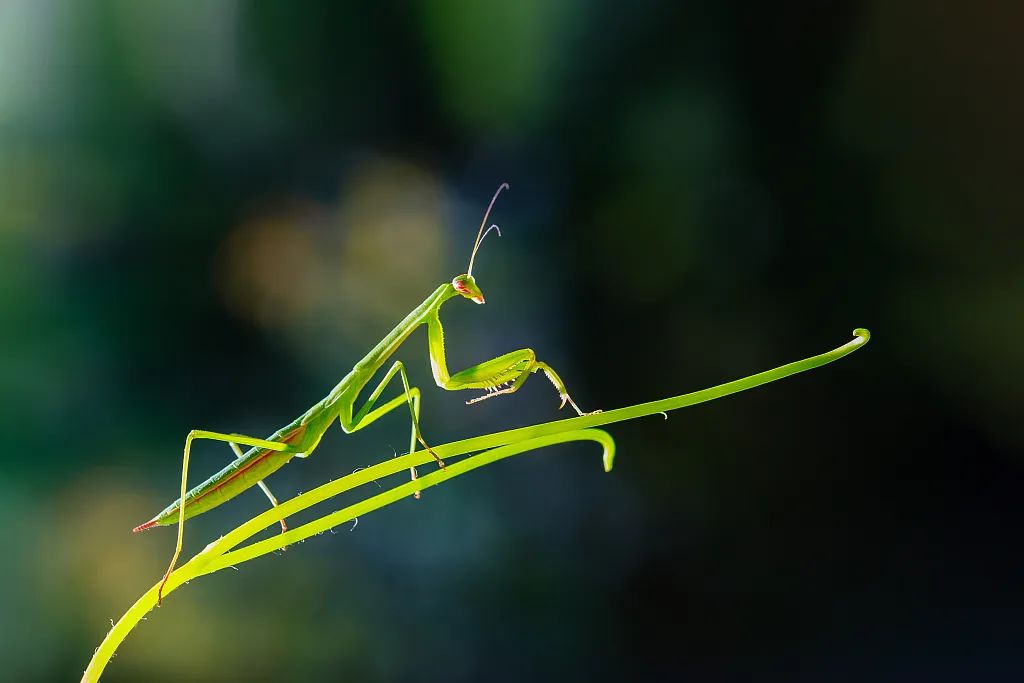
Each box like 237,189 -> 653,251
82,328 -> 869,683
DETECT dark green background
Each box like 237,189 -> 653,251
2,2 -> 1021,681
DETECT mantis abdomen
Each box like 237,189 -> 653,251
135,422 -> 310,530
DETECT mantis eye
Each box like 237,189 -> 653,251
452,275 -> 485,304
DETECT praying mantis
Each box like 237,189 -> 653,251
134,183 -> 596,603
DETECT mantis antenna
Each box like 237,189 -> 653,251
467,182 -> 509,276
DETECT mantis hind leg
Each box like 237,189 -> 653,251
157,430 -> 296,605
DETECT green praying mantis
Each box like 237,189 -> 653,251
134,183 -> 598,603
85,185 -> 870,680
88,326 -> 870,683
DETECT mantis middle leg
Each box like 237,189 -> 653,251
338,360 -> 443,497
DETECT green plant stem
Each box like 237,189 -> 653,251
82,328 -> 869,683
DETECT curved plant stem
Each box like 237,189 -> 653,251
82,328 -> 869,683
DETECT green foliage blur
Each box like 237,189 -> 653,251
1,2 -> 1021,681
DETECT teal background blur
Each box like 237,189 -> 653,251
2,2 -> 1022,681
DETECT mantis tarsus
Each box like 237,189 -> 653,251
134,183 -> 595,603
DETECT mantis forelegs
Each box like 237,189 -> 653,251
462,356 -> 591,414
426,310 -> 594,415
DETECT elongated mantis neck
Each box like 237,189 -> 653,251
320,283 -> 459,416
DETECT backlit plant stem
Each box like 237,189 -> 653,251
82,328 -> 869,683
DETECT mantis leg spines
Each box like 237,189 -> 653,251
464,358 -> 534,405
447,349 -> 535,389
531,362 -> 597,416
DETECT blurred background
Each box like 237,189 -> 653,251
1,1 -> 1022,681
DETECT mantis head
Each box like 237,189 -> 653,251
457,182 -> 508,305
452,274 -> 485,304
